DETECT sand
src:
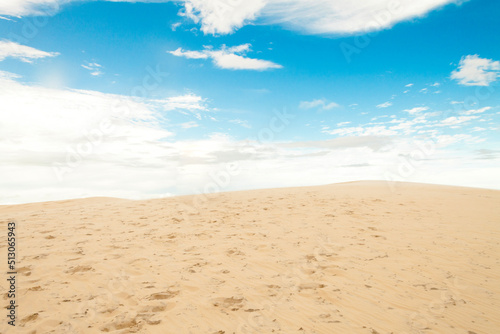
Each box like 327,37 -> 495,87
1,181 -> 499,333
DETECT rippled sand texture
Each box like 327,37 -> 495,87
1,181 -> 499,333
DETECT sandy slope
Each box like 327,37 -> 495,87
1,181 -> 499,334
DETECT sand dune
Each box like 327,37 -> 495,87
1,181 -> 499,333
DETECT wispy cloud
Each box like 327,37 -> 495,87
376,101 -> 392,108
438,115 -> 480,127
461,106 -> 491,115
171,22 -> 182,31
324,125 -> 398,137
404,106 -> 429,115
0,40 -> 59,63
0,15 -> 15,21
451,55 -> 500,86
169,48 -> 209,59
81,62 -> 104,76
0,70 -> 21,79
299,98 -> 339,110
322,103 -> 491,142
169,44 -> 282,70
180,121 -> 199,129
154,93 -> 207,112
229,119 -> 252,128
152,93 -> 208,120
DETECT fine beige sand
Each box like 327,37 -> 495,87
1,181 -> 500,333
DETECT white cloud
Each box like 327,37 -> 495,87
461,106 -> 491,115
169,47 -> 209,59
168,44 -> 282,70
0,71 -> 172,143
299,99 -> 323,109
171,22 -> 181,31
153,93 -> 208,116
0,15 -> 15,21
181,0 -> 463,35
211,51 -> 282,70
1,0 -> 463,37
324,105 -> 489,140
157,94 -> 207,111
451,55 -> 500,86
0,40 -> 59,63
0,0 -> 61,16
376,101 -> 392,108
183,0 -> 267,35
405,83 -> 414,87
180,121 -> 199,129
324,125 -> 398,137
0,71 -> 171,201
81,62 -> 104,76
471,127 -> 485,132
229,119 -> 252,128
0,70 -> 21,79
0,71 -> 229,203
299,98 -> 339,110
435,134 -> 478,146
404,106 -> 429,115
438,115 -> 480,127
323,102 -> 340,110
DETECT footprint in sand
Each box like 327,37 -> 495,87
211,297 -> 246,311
298,283 -> 326,291
100,315 -> 142,332
186,261 -> 208,273
17,266 -> 32,276
226,248 -> 245,256
147,290 -> 179,300
137,303 -> 174,324
65,265 -> 94,274
19,313 -> 39,327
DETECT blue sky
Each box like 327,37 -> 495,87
0,0 -> 499,203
